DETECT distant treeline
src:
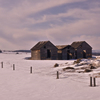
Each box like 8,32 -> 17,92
92,50 -> 100,56
92,53 -> 100,56
2,50 -> 31,53
13,50 -> 31,53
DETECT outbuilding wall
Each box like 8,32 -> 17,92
31,50 -> 41,60
75,42 -> 92,59
62,47 -> 75,60
40,42 -> 58,60
57,46 -> 75,60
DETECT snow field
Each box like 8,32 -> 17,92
0,53 -> 100,100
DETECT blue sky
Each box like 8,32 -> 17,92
0,0 -> 100,50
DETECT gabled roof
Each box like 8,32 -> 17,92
56,45 -> 70,50
71,41 -> 84,49
71,41 -> 92,49
31,41 -> 49,50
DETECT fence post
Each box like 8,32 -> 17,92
90,77 -> 92,87
57,71 -> 59,79
30,67 -> 32,74
13,64 -> 15,70
94,77 -> 96,87
1,62 -> 3,68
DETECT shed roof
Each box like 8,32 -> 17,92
71,41 -> 92,49
31,41 -> 49,50
56,45 -> 70,50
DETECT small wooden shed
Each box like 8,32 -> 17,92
71,41 -> 92,59
31,41 -> 58,60
56,45 -> 75,60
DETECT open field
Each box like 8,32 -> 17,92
0,52 -> 100,100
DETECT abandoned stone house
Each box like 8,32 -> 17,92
31,41 -> 58,60
31,40 -> 92,60
71,41 -> 92,59
56,45 -> 75,60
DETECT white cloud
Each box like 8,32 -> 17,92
0,0 -> 100,50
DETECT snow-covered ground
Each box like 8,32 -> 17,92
0,52 -> 100,100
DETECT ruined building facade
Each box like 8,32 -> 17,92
31,41 -> 92,60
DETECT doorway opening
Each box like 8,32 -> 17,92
67,50 -> 70,60
83,50 -> 86,58
75,50 -> 77,59
47,49 -> 51,58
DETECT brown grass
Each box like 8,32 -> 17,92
73,58 -> 82,64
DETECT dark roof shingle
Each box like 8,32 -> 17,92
71,41 -> 85,49
56,45 -> 70,50
31,41 -> 49,50
71,41 -> 92,49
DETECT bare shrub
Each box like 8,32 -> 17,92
90,66 -> 96,69
63,67 -> 75,71
65,62 -> 68,64
90,61 -> 100,68
77,71 -> 84,73
0,50 -> 2,53
89,64 -> 96,69
84,69 -> 92,72
88,58 -> 91,59
73,58 -> 82,64
16,52 -> 19,54
54,63 -> 59,67
80,66 -> 90,70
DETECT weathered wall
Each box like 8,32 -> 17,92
76,48 -> 83,59
31,50 -> 40,60
61,46 -> 75,60
70,47 -> 75,59
57,50 -> 62,60
86,49 -> 92,58
82,42 -> 92,58
62,49 -> 67,60
40,42 -> 58,60
76,42 -> 92,59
